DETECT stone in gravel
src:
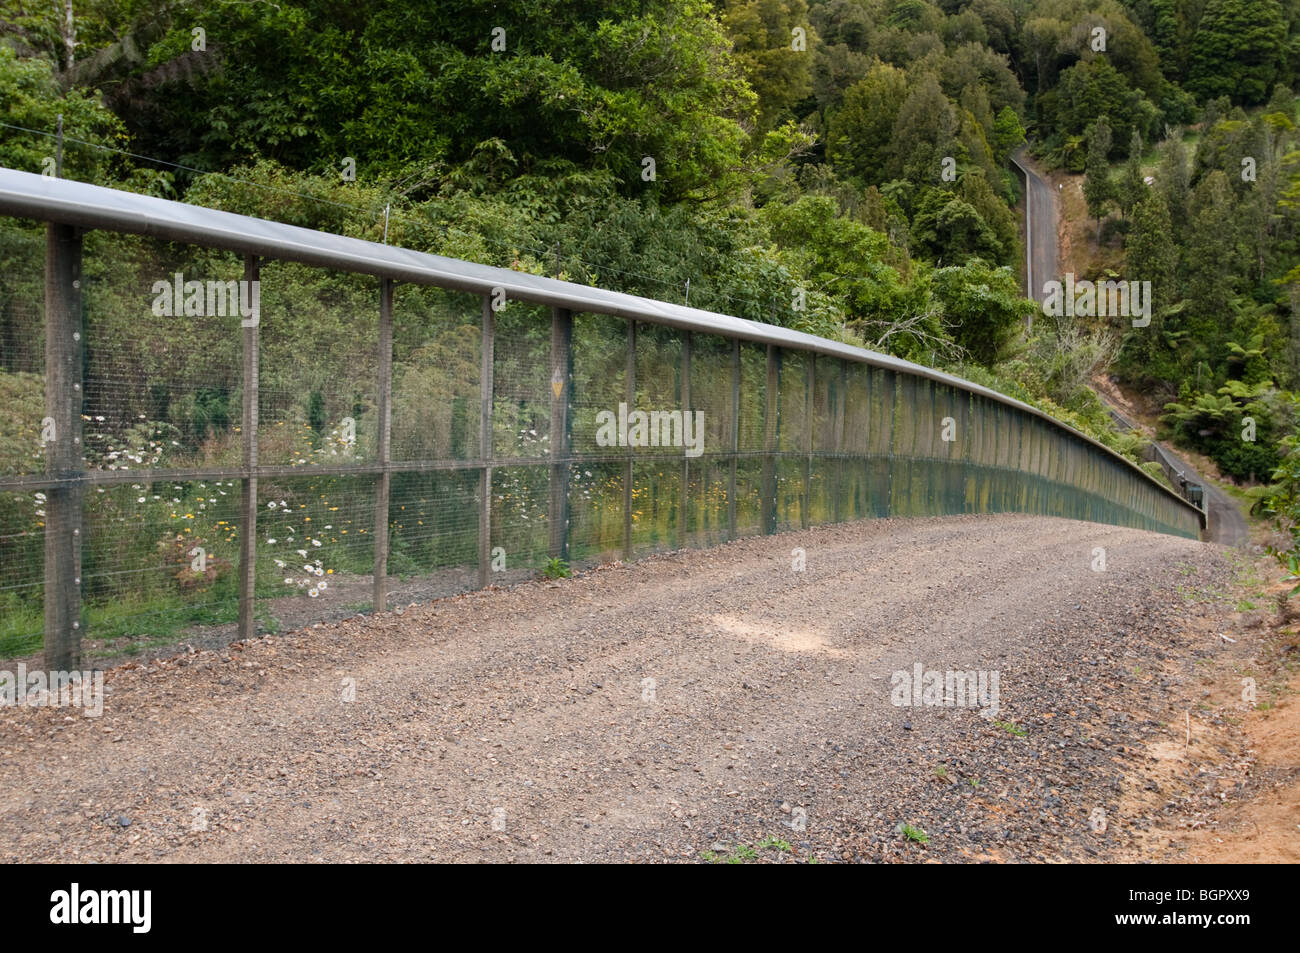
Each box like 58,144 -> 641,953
117,815 -> 131,827
711,842 -> 729,853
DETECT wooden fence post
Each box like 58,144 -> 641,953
728,338 -> 739,539
236,255 -> 260,641
679,331 -> 691,548
549,307 -> 572,562
623,321 -> 635,560
372,278 -> 393,611
803,355 -> 813,530
834,360 -> 846,523
762,345 -> 779,534
478,294 -> 495,587
42,223 -> 83,670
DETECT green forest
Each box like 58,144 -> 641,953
5,0 -> 1300,614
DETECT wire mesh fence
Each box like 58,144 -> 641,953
0,176 -> 1205,668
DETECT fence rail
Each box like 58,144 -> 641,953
0,168 -> 1205,669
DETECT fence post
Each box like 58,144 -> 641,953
372,278 -> 393,611
834,360 -> 846,523
237,255 -> 260,641
762,345 -> 779,534
623,321 -> 636,560
728,338 -> 739,539
803,355 -> 813,530
43,222 -> 83,670
549,307 -> 572,562
478,295 -> 494,588
679,331 -> 691,548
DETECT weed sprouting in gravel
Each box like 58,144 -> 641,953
901,824 -> 930,844
993,719 -> 1027,737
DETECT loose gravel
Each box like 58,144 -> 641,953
0,513 -> 1236,863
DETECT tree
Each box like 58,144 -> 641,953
1158,134 -> 1191,242
910,186 -> 1005,264
95,0 -> 758,203
1183,170 -> 1240,366
826,62 -> 908,185
1187,0 -> 1286,104
1083,116 -> 1115,245
888,73 -> 960,186
721,0 -> 817,133
931,258 -> 1033,366
0,46 -> 123,183
1053,58 -> 1139,147
1116,129 -> 1147,222
1127,192 -> 1178,311
991,106 -> 1026,163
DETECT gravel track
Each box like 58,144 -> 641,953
0,513 -> 1235,863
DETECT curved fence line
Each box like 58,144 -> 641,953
0,168 -> 1204,668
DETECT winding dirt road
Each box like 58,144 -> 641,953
0,514 -> 1236,863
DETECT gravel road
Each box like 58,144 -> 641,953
0,514 -> 1235,863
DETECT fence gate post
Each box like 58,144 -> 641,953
43,222 -> 83,670
623,321 -> 635,560
550,307 -> 572,562
478,295 -> 494,588
372,278 -> 393,611
237,255 -> 260,641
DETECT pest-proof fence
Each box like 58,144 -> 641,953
0,168 -> 1205,668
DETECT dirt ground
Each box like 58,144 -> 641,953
1114,571 -> 1300,865
5,513 -> 1292,863
3,149 -> 1270,868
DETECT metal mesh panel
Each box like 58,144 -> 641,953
631,461 -> 682,556
571,313 -> 627,457
82,235 -> 245,472
391,285 -> 482,463
493,303 -> 552,461
257,263 -> 379,467
492,463 -> 550,572
844,363 -> 870,456
692,334 -> 734,465
387,469 -> 483,596
81,477 -> 241,658
0,219 -> 46,653
633,323 -> 684,460
1,189 -> 1206,665
568,461 -> 624,567
0,218 -> 45,476
737,343 -> 766,452
256,474 -> 375,634
733,459 -> 763,537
